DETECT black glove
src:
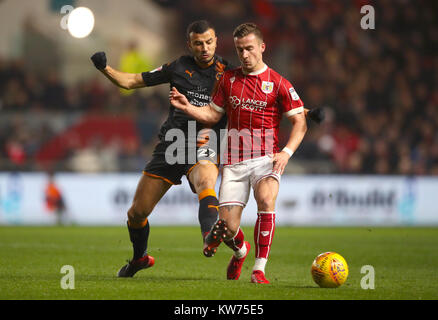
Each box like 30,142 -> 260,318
91,52 -> 107,70
308,107 -> 325,124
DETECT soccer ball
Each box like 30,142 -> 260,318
311,252 -> 349,288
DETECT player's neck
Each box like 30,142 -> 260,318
242,63 -> 267,76
194,56 -> 215,69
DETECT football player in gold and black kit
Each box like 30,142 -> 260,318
92,20 -> 233,277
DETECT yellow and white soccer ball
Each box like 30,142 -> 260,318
311,252 -> 349,288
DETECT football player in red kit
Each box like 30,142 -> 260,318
170,22 -> 307,283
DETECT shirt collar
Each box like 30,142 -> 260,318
243,64 -> 268,76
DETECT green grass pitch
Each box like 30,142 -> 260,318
0,226 -> 437,300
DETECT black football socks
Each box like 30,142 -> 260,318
127,219 -> 150,261
198,189 -> 220,237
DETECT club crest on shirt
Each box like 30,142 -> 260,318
289,87 -> 300,101
261,81 -> 274,94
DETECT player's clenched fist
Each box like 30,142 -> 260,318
169,87 -> 189,111
91,52 -> 107,70
307,107 -> 325,124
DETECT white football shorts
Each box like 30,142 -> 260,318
219,155 -> 281,207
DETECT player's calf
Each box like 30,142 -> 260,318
254,212 -> 275,259
224,227 -> 245,252
197,188 -> 220,238
251,212 -> 275,284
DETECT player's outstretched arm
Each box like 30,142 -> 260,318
169,87 -> 222,125
90,52 -> 145,90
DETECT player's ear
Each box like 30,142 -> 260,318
261,42 -> 266,53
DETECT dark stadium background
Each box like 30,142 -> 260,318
0,0 -> 435,175
0,0 -> 438,302
0,0 -> 437,228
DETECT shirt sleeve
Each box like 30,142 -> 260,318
141,61 -> 175,86
278,78 -> 304,117
210,72 -> 227,114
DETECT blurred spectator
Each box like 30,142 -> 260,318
44,171 -> 67,225
69,145 -> 102,173
118,41 -> 155,96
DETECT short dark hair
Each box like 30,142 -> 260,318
233,22 -> 263,41
186,20 -> 215,40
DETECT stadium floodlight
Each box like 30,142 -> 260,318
67,7 -> 95,39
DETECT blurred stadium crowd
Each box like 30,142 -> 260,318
0,0 -> 437,174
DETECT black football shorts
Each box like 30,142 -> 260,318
143,141 -> 218,193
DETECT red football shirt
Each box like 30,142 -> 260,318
211,65 -> 304,165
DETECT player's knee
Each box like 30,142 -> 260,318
192,162 -> 218,192
256,195 -> 276,212
195,176 -> 216,193
127,203 -> 152,223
